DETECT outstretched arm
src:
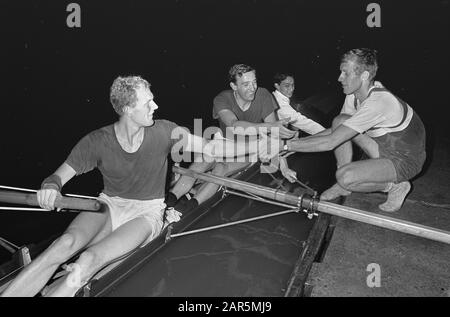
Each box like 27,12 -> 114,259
277,103 -> 325,135
218,109 -> 296,139
182,133 -> 256,160
286,124 -> 358,152
173,130 -> 280,164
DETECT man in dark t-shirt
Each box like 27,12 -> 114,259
166,64 -> 298,212
2,75 -> 269,297
213,85 -> 277,138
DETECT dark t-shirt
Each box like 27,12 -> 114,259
66,120 -> 178,200
212,87 -> 278,138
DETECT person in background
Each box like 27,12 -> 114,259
272,72 -> 325,135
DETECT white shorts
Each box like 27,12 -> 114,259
98,193 -> 166,246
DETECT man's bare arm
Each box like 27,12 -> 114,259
287,125 -> 358,152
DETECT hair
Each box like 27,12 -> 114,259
110,75 -> 150,116
341,48 -> 378,82
273,72 -> 294,85
228,64 -> 256,84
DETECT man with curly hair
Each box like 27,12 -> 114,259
2,75 -> 273,297
281,49 -> 426,212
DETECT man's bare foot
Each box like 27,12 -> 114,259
40,274 -> 67,296
44,264 -> 84,297
320,183 -> 351,200
379,181 -> 411,212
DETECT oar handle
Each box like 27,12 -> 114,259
0,190 -> 102,212
54,196 -> 101,212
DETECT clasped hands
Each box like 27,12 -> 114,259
257,117 -> 297,161
257,118 -> 300,183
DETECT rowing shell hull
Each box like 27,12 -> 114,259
86,151 -> 338,297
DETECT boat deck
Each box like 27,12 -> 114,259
307,132 -> 450,296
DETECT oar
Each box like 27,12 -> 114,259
173,166 -> 450,245
0,190 -> 103,213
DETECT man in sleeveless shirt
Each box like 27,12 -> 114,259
281,48 -> 426,212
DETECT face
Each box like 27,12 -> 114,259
338,59 -> 363,95
127,85 -> 159,126
231,71 -> 257,102
275,76 -> 295,98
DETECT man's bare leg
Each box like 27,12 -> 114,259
322,159 -> 392,202
85,210 -> 113,247
193,162 -> 250,204
1,211 -> 108,297
320,183 -> 351,200
321,121 -> 381,201
44,216 -> 154,297
191,163 -> 227,204
335,158 -> 410,211
321,114 -> 354,200
336,158 -> 396,191
170,161 -> 215,200
41,206 -> 114,296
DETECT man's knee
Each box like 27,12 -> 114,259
77,250 -> 100,269
332,114 -> 350,128
47,233 -> 78,262
211,163 -> 227,176
190,161 -> 214,173
335,166 -> 356,189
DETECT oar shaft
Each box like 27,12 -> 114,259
318,201 -> 450,245
173,166 -> 450,244
173,166 -> 301,206
0,190 -> 101,212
